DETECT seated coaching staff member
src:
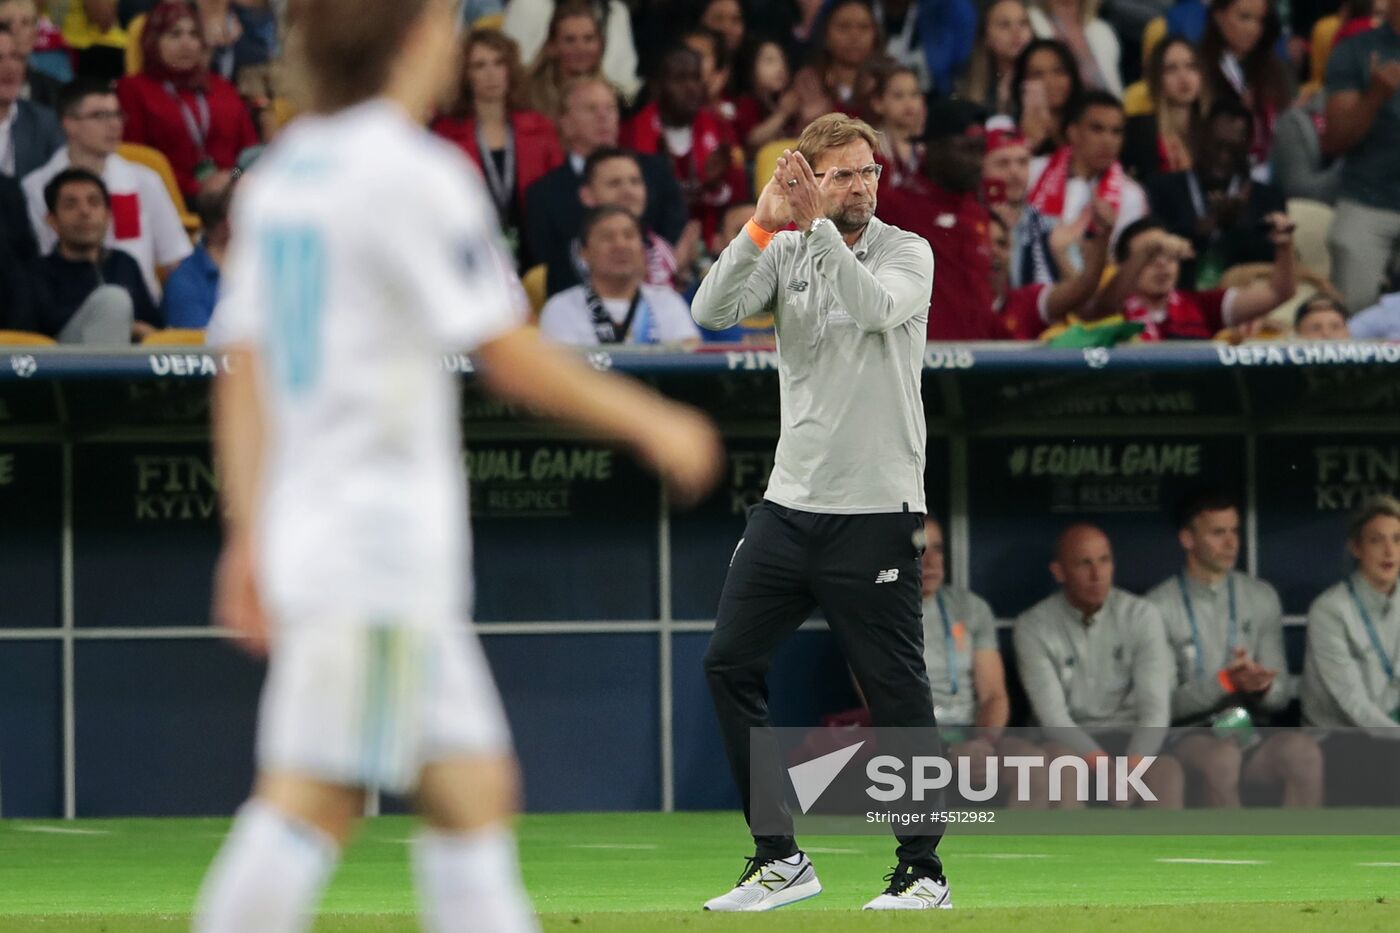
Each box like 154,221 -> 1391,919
693,114 -> 947,913
1015,524 -> 1184,809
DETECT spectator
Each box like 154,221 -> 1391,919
116,2 -> 258,202
505,0 -> 640,100
697,200 -> 776,343
1148,99 -> 1287,289
982,119 -> 1059,286
523,2 -> 609,120
1011,38 -> 1083,155
159,173 -> 231,328
538,205 -> 700,346
620,44 -> 746,239
23,0 -> 70,84
731,39 -> 801,156
193,0 -> 243,82
1028,0 -> 1122,95
62,0 -> 128,81
698,0 -> 745,57
0,0 -> 60,108
1333,0 -> 1386,46
432,29 -> 563,264
1027,91 -> 1147,256
1122,35 -> 1204,186
867,63 -> 925,187
524,77 -> 687,289
1090,214 -> 1297,339
870,0 -> 977,96
1013,524 -> 1184,808
1295,293 -> 1353,339
33,167 -> 159,342
1145,492 -> 1323,809
547,146 -> 697,295
1199,0 -> 1290,176
988,195 -> 1117,339
681,26 -> 735,131
23,77 -> 192,298
1321,0 -> 1400,312
876,99 -> 1001,339
0,23 -> 60,178
961,0 -> 1034,115
0,169 -> 40,328
1348,281 -> 1400,339
915,515 -> 1052,809
1302,497 -> 1400,732
1271,91 -> 1342,205
790,0 -> 884,126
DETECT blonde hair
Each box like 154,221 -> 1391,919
796,113 -> 879,168
1349,496 -> 1400,543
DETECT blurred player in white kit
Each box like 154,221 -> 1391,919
192,2 -> 723,930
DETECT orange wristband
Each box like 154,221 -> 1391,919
745,218 -> 776,250
1218,668 -> 1237,693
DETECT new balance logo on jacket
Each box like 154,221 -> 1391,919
875,569 -> 899,584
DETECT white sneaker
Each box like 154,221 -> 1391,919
702,852 -> 822,912
862,865 -> 953,910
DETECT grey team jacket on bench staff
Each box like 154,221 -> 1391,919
1014,589 -> 1174,758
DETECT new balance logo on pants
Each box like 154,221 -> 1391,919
874,569 -> 899,584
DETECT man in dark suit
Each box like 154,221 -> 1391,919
0,24 -> 62,179
0,169 -> 41,329
0,0 -> 62,108
525,76 -> 688,296
1147,99 -> 1286,290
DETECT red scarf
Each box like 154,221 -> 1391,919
1028,146 -> 1124,219
1121,291 -> 1217,341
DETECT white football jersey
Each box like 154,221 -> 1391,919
211,100 -> 524,627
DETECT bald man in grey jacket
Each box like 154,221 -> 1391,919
1014,524 -> 1184,809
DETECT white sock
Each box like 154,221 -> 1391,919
193,800 -> 340,933
412,825 -> 540,933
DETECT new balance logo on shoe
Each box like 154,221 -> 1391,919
875,569 -> 899,584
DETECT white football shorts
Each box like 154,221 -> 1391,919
255,621 -> 512,795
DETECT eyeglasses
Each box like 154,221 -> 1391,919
73,110 -> 125,123
813,163 -> 882,189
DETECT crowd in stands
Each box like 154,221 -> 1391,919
3,0 -> 1400,346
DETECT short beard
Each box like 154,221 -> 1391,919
830,202 -> 874,235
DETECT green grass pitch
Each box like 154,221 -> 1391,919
1,812 -> 1398,931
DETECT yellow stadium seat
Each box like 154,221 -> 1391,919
1142,16 -> 1167,68
1300,16 -> 1343,100
142,328 -> 206,346
473,12 -> 506,31
0,331 -> 56,347
521,264 -> 547,319
754,138 -> 797,195
268,96 -> 300,134
125,14 -> 146,76
1122,81 -> 1153,117
1311,15 -> 1340,84
117,143 -> 200,237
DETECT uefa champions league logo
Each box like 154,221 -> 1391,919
10,355 -> 37,379
1083,348 -> 1111,370
586,351 -> 614,372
